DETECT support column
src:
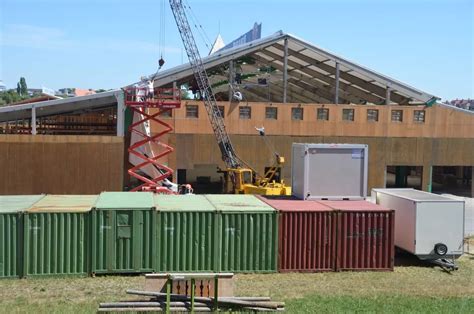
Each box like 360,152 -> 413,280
422,164 -> 433,192
385,87 -> 391,106
395,166 -> 408,188
31,105 -> 37,135
173,81 -> 177,101
471,167 -> 474,198
228,60 -> 234,100
283,37 -> 288,103
334,62 -> 340,104
115,90 -> 125,137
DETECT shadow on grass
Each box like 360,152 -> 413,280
394,251 -> 432,267
394,250 -> 466,274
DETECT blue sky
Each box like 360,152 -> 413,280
0,0 -> 472,100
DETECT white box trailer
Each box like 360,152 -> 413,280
372,188 -> 464,268
291,143 -> 368,200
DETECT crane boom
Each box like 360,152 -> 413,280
169,0 -> 241,169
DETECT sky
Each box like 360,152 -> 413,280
0,0 -> 472,101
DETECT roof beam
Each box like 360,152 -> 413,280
242,79 -> 318,104
259,49 -> 385,104
273,44 -> 410,104
243,85 -> 283,103
287,36 -> 435,102
272,81 -> 330,103
211,83 -> 269,102
252,53 -> 361,104
286,78 -> 347,104
241,88 -> 272,102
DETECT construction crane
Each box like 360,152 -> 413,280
169,0 -> 290,195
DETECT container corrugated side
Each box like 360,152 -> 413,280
0,195 -> 45,278
91,209 -> 156,274
0,212 -> 22,278
322,201 -> 395,271
262,198 -> 335,272
155,195 -> 218,272
219,212 -> 277,273
207,195 -> 277,273
23,212 -> 88,276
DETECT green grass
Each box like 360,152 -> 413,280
286,295 -> 473,313
1,255 -> 473,313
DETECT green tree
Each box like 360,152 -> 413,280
16,82 -> 21,95
19,77 -> 28,96
0,90 -> 22,106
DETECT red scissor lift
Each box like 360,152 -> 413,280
124,87 -> 181,192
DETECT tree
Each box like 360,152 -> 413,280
16,82 -> 21,95
0,90 -> 22,106
19,77 -> 28,96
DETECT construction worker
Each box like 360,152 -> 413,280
146,79 -> 154,101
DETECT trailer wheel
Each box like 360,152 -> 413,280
434,243 -> 448,256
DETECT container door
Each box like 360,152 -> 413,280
91,210 -> 114,273
0,213 -> 20,278
115,211 -> 139,271
307,147 -> 366,199
220,213 -> 277,273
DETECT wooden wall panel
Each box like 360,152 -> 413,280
153,102 -> 474,139
170,134 -> 473,193
0,135 -> 124,195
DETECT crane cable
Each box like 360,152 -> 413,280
184,0 -> 212,50
157,0 -> 166,73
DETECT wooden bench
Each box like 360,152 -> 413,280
144,272 -> 234,313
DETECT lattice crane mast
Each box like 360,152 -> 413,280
169,0 -> 241,170
169,0 -> 290,195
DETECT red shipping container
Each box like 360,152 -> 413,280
320,201 -> 395,271
260,197 -> 335,272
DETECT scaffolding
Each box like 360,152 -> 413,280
124,87 -> 181,192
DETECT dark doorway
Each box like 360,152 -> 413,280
386,166 -> 422,190
177,169 -> 187,185
432,166 -> 472,197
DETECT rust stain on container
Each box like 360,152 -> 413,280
260,197 -> 335,272
321,200 -> 394,271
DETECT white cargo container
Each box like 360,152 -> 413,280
291,143 -> 368,200
373,188 -> 465,262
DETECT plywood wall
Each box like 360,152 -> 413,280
0,135 -> 124,194
169,134 -> 474,193
151,102 -> 474,139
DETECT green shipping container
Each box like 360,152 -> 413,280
91,192 -> 156,274
154,195 -> 218,272
205,195 -> 278,273
0,195 -> 45,278
23,195 -> 97,277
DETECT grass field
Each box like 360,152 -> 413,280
1,253 -> 473,313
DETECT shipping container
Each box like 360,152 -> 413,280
0,195 -> 44,278
291,143 -> 368,200
91,192 -> 156,274
154,195 -> 218,272
23,195 -> 97,277
321,200 -> 394,271
373,188 -> 464,260
260,197 -> 335,272
205,195 -> 278,273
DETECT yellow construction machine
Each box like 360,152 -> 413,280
169,0 -> 290,195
